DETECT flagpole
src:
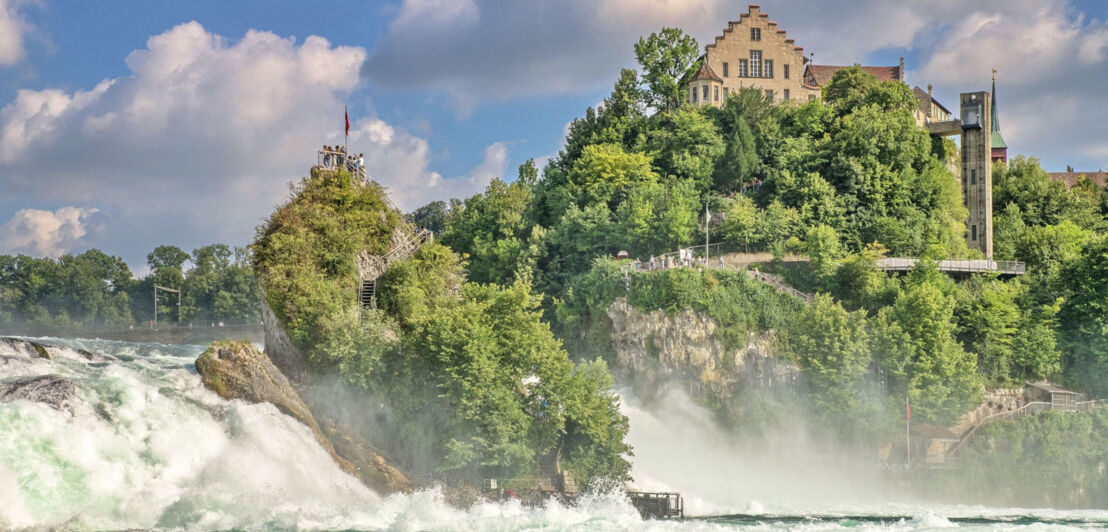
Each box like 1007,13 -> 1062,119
906,395 -> 911,470
705,204 -> 710,261
345,105 -> 349,155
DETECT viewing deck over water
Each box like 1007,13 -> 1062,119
877,257 -> 1026,276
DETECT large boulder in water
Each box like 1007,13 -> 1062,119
0,375 -> 78,413
195,341 -> 411,493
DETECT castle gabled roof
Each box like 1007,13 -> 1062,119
691,60 -> 723,82
804,64 -> 903,87
912,86 -> 950,115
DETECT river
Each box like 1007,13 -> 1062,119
2,337 -> 1106,530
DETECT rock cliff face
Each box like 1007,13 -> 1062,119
195,341 -> 411,493
605,298 -> 798,398
259,286 -> 312,390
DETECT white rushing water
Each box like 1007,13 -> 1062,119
1,337 -> 1106,531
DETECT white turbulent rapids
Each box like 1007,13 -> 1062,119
0,337 -> 1106,531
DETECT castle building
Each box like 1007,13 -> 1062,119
689,4 -> 820,106
912,85 -> 952,126
690,5 -> 908,108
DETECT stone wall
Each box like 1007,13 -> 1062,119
605,298 -> 798,399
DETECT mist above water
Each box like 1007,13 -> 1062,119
3,338 -> 1107,530
621,385 -> 905,516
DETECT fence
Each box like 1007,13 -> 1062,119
619,248 -> 813,303
946,398 -> 1106,460
317,149 -> 367,182
877,258 -> 1026,275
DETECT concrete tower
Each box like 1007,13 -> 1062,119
960,90 -> 993,258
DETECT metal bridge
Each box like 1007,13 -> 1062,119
877,257 -> 1025,276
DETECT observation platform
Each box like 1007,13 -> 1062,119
925,119 -> 962,137
877,257 -> 1026,276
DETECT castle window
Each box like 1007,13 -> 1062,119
691,86 -> 697,103
971,169 -> 977,184
783,89 -> 790,101
714,86 -> 720,101
764,59 -> 774,78
750,50 -> 762,77
739,59 -> 748,77
722,62 -> 729,77
972,225 -> 978,241
765,89 -> 773,100
784,64 -> 790,79
751,27 -> 761,41
702,85 -> 709,101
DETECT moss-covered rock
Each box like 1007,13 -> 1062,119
195,341 -> 411,493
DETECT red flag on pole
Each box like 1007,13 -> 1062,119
906,396 -> 911,421
345,107 -> 350,136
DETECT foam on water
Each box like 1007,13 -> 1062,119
2,337 -> 1107,531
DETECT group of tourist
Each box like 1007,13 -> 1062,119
628,251 -> 725,271
321,145 -> 365,175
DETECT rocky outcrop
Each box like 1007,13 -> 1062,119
195,341 -> 411,493
258,286 -> 312,389
606,298 -> 798,398
0,375 -> 78,413
1,337 -> 99,361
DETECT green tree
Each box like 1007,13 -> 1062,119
645,106 -> 725,193
1058,236 -> 1108,396
634,27 -> 699,111
790,295 -> 875,436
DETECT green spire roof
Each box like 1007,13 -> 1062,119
991,79 -> 1007,150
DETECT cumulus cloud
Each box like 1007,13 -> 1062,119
0,21 -> 495,263
913,0 -> 1108,166
350,114 -> 508,208
0,0 -> 31,66
365,0 -> 1107,168
0,207 -> 101,257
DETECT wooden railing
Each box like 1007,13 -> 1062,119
385,228 -> 433,263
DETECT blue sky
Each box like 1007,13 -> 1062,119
1,0 -> 1107,270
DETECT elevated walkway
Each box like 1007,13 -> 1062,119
877,257 -> 1025,276
926,119 -> 962,137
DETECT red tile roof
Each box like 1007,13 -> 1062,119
805,64 -> 903,87
1048,171 -> 1108,188
691,61 -> 723,82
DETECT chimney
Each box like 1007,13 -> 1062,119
899,57 -> 905,81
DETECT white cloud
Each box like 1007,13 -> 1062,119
0,21 -> 491,265
0,207 -> 101,257
349,115 -> 507,209
0,0 -> 31,66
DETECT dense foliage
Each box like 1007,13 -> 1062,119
934,408 -> 1108,508
0,244 -> 258,329
416,28 -> 1108,447
252,167 -> 630,486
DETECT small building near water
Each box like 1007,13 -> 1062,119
910,424 -> 960,466
1025,382 -> 1084,411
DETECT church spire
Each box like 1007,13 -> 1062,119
990,69 -> 1008,162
